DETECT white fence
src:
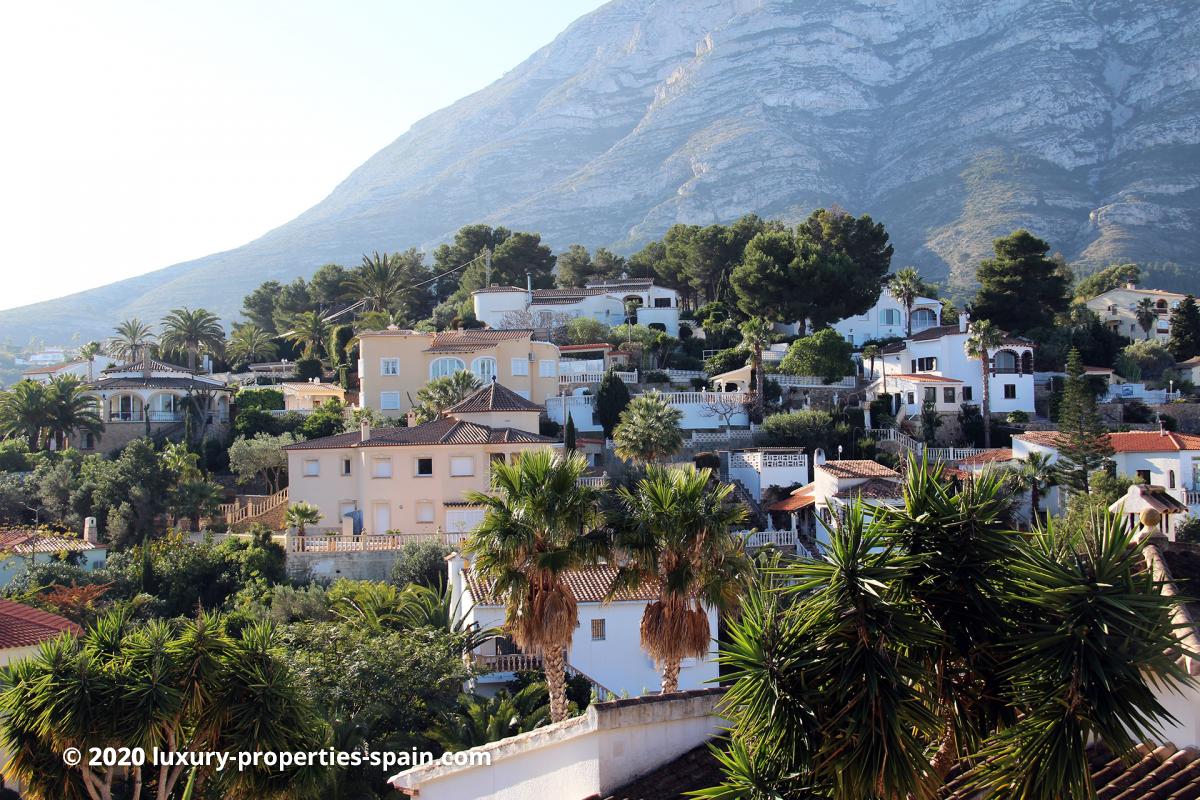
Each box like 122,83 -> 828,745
288,530 -> 470,553
769,374 -> 856,389
547,392 -> 751,434
662,368 -> 705,381
734,528 -> 801,552
867,428 -> 1000,463
558,370 -> 636,385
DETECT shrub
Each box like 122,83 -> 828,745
1005,410 -> 1029,424
1122,399 -> 1153,424
0,440 -> 33,473
390,541 -> 453,588
295,357 -> 323,380
690,378 -> 708,391
779,330 -> 854,383
297,399 -> 347,440
757,410 -> 847,453
693,452 -> 720,471
235,388 -> 284,412
643,370 -> 670,383
1176,517 -> 1200,544
704,347 -> 749,378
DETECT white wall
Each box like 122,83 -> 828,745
829,294 -> 941,345
389,689 -> 726,800
0,548 -> 107,587
545,393 -> 750,434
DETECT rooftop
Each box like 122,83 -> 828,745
1108,431 -> 1200,453
1013,430 -> 1068,448
463,563 -> 658,605
101,356 -> 196,375
957,448 -> 1014,466
444,380 -> 542,414
0,598 -> 81,650
0,530 -> 104,554
833,478 -> 904,500
890,373 -> 962,384
281,382 -> 345,396
425,329 -> 537,353
767,484 -> 816,512
816,460 -> 900,480
283,418 -> 553,450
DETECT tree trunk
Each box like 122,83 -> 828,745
661,657 -> 681,694
543,647 -> 569,723
929,707 -> 959,778
1031,484 -> 1041,522
980,355 -> 992,448
752,346 -> 764,420
906,301 -> 913,338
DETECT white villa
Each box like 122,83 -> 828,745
871,317 -> 1036,419
472,278 -> 682,336
449,554 -> 718,700
1084,285 -> 1185,342
726,448 -> 810,502
771,460 -> 904,545
546,389 -> 751,434
0,529 -> 107,586
1013,430 -> 1200,537
776,293 -> 942,346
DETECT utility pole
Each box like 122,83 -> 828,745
484,248 -> 492,286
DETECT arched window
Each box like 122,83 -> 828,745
911,308 -> 937,330
429,357 -> 466,380
881,309 -> 901,326
1170,470 -> 1176,489
992,350 -> 1018,374
1020,351 -> 1033,375
471,357 -> 497,381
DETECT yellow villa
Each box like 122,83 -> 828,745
283,380 -> 556,536
356,328 -> 560,414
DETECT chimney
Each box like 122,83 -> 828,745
526,272 -> 532,292
958,312 -> 969,334
360,420 -> 371,442
1126,282 -> 1138,290
83,517 -> 99,545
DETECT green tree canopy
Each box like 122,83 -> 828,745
971,230 -> 1068,335
1168,294 -> 1200,361
593,369 -> 632,438
612,392 -> 684,465
778,329 -> 854,382
1055,348 -> 1113,495
1074,263 -> 1140,299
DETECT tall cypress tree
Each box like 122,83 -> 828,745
564,411 -> 577,452
594,369 -> 631,439
1055,348 -> 1112,494
1168,294 -> 1200,360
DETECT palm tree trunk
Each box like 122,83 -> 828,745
906,301 -> 913,338
1031,484 -> 1041,521
752,346 -> 764,420
543,647 -> 569,723
930,707 -> 959,778
979,354 -> 992,448
661,656 -> 681,694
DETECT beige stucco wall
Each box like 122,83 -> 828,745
288,439 -> 552,534
358,332 -> 560,413
449,408 -> 541,433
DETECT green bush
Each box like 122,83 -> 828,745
235,387 -> 284,412
704,347 -> 748,378
758,410 -> 848,453
0,440 -> 33,472
1005,410 -> 1029,424
779,329 -> 854,383
643,370 -> 670,383
295,357 -> 323,380
693,452 -> 721,471
390,541 -> 453,588
1176,517 -> 1200,544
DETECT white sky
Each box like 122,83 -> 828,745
0,0 -> 604,311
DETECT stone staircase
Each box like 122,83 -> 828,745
218,487 -> 289,531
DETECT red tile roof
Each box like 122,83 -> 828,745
891,373 -> 962,384
0,530 -> 104,554
0,598 -> 80,649
444,381 -> 542,414
283,419 -> 553,450
463,564 -> 658,605
767,485 -> 816,512
1108,431 -> 1200,453
833,478 -> 903,500
558,343 -> 613,352
957,448 -> 1014,465
1013,431 -> 1068,448
817,460 -> 900,480
426,329 -> 536,353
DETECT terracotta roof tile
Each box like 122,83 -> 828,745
957,449 -> 1014,465
283,419 -> 553,450
426,329 -> 536,352
817,460 -> 900,480
102,356 -> 195,375
891,373 -> 962,384
1108,431 -> 1200,453
833,478 -> 903,500
558,343 -> 613,352
768,485 -> 815,512
463,564 -> 658,605
1013,431 -> 1068,448
445,381 -> 542,414
0,530 -> 104,554
472,286 -> 527,294
0,598 -> 81,649
530,288 -> 608,304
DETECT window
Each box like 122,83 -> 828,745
380,392 -> 401,410
415,501 -> 435,524
914,357 -> 937,372
430,357 -> 466,379
1169,470 -> 1176,489
923,387 -> 936,404
906,392 -> 915,405
380,358 -> 399,376
1003,384 -> 1017,400
653,297 -> 671,308
962,386 -> 973,402
881,308 -> 901,326
303,459 -> 320,477
511,358 -> 529,376
539,359 -> 557,377
943,387 -> 956,404
416,457 -> 434,477
471,357 -> 497,381
341,458 -> 351,476
372,458 -> 392,479
1137,469 -> 1152,485
83,433 -> 95,450
450,456 -> 474,477
591,619 -> 606,641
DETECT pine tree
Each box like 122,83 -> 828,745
1055,348 -> 1112,494
594,369 -> 631,439
971,230 -> 1068,335
1168,294 -> 1200,360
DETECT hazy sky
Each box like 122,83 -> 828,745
0,0 -> 605,311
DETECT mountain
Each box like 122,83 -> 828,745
6,0 -> 1199,343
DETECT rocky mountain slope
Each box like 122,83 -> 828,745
6,0 -> 1198,342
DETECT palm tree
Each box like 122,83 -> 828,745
704,464 -> 1193,800
431,683 -> 551,752
160,307 -> 224,371
861,343 -> 880,384
285,502 -> 322,535
108,318 -> 156,363
283,311 -> 331,360
226,324 -> 277,369
964,319 -> 1003,448
611,465 -> 752,693
613,391 -> 685,465
44,375 -> 103,450
740,318 -> 772,419
77,341 -> 101,382
0,380 -> 50,449
169,479 -> 223,530
1013,451 -> 1055,523
351,251 -> 404,312
412,371 -> 482,423
889,266 -> 925,337
1135,297 -> 1157,340
465,450 -> 607,723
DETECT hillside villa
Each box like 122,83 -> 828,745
356,328 -> 561,415
283,380 -> 556,536
1084,285 -> 1184,342
0,528 -> 107,586
281,379 -> 346,411
471,278 -> 682,337
870,316 -> 1036,420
